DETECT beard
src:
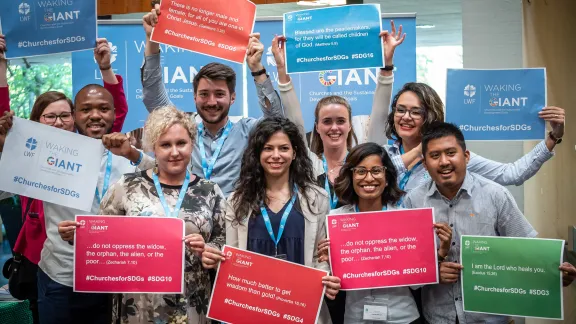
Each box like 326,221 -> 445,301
196,104 -> 231,125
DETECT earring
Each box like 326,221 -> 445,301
153,160 -> 159,174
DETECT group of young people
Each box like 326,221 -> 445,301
0,4 -> 574,324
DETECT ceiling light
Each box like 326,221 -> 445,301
297,0 -> 346,6
416,24 -> 435,29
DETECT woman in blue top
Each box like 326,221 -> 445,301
201,117 -> 341,324
318,142 -> 452,324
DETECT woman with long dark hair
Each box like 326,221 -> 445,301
318,142 -> 452,324
201,117 -> 340,323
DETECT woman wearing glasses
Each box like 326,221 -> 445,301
318,142 -> 452,324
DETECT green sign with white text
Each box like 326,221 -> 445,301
461,235 -> 564,320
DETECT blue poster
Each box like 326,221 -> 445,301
1,0 -> 97,59
249,16 -> 416,132
71,23 -> 244,133
283,4 -> 384,74
446,68 -> 546,141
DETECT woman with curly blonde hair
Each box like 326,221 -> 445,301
99,106 -> 226,324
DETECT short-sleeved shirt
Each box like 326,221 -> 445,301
403,172 -> 537,324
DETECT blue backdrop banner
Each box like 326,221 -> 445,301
446,68 -> 546,141
2,0 -> 97,59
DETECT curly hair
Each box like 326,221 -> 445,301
310,96 -> 358,157
385,82 -> 445,140
231,117 -> 317,223
143,106 -> 197,152
334,142 -> 405,206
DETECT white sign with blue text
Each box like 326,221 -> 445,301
0,118 -> 104,211
446,68 -> 546,141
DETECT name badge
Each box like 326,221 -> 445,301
274,254 -> 287,260
363,304 -> 387,321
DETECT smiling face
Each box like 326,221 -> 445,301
194,78 -> 234,126
315,103 -> 351,150
352,154 -> 387,202
259,131 -> 295,178
394,91 -> 426,142
154,123 -> 193,178
39,100 -> 75,131
74,87 -> 115,139
423,135 -> 470,195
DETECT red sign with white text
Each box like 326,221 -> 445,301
74,215 -> 185,293
207,246 -> 327,324
327,208 -> 438,290
150,0 -> 256,63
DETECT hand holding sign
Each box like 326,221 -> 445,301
246,33 -> 264,72
0,34 -> 6,60
439,262 -> 462,284
0,111 -> 14,151
94,38 -> 112,70
201,246 -> 226,269
560,262 -> 576,287
143,4 -> 161,39
539,106 -> 565,140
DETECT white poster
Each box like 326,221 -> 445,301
0,118 -> 104,211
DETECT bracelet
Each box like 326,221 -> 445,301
99,65 -> 112,71
251,68 -> 267,77
380,65 -> 395,71
130,151 -> 143,166
438,251 -> 447,262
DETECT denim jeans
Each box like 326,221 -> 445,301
37,269 -> 109,324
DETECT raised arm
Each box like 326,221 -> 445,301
141,4 -> 172,112
247,34 -> 283,116
94,38 -> 127,132
468,107 -> 564,186
0,34 -> 9,115
271,36 -> 308,145
367,21 -> 405,145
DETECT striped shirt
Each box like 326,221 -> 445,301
403,172 -> 537,324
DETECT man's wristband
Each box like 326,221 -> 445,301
99,65 -> 112,71
380,65 -> 395,71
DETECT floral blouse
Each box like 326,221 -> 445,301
99,170 -> 226,324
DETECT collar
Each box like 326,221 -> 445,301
426,171 -> 474,200
200,119 -> 231,138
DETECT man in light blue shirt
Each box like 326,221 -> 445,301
403,121 -> 576,324
141,7 -> 283,196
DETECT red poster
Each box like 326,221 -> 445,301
327,208 -> 438,290
73,215 -> 185,293
150,0 -> 256,64
207,246 -> 327,324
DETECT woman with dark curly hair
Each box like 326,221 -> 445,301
201,117 -> 340,323
317,142 -> 452,324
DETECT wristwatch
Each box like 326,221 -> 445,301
548,131 -> 563,144
251,68 -> 267,77
380,65 -> 395,71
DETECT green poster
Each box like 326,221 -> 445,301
461,235 -> 564,320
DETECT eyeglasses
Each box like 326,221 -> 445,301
351,166 -> 386,178
394,106 -> 425,120
41,112 -> 73,125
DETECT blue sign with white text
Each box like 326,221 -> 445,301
446,68 -> 546,141
1,0 -> 97,59
283,4 -> 384,74
71,24 -> 244,132
250,17 -> 416,132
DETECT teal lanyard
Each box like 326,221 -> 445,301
95,151 -> 113,204
260,186 -> 298,256
198,120 -> 232,180
322,153 -> 347,209
152,170 -> 191,217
